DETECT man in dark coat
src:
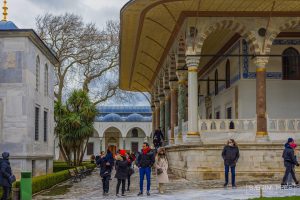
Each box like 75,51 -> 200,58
137,142 -> 155,196
96,149 -> 114,196
0,152 -> 13,200
222,139 -> 239,188
281,138 -> 299,186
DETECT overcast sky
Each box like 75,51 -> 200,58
8,0 -> 128,29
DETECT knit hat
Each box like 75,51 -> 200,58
2,152 -> 9,159
119,149 -> 126,156
288,138 -> 294,143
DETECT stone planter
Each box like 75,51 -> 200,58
12,187 -> 20,200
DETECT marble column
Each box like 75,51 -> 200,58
123,138 -> 126,149
159,96 -> 165,132
169,81 -> 178,144
255,57 -> 269,139
100,139 -> 103,152
176,69 -> 187,144
186,56 -> 201,143
164,89 -> 170,145
151,105 -> 156,133
154,101 -> 160,130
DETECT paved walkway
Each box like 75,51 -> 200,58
33,168 -> 300,200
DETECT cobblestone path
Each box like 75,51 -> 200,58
33,168 -> 300,200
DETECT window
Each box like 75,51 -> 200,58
46,160 -> 49,174
132,128 -> 138,137
36,56 -> 40,91
226,59 -> 231,88
32,160 -> 36,177
282,47 -> 300,80
35,107 -> 40,141
215,111 -> 220,119
44,110 -> 48,142
207,77 -> 210,96
87,142 -> 94,155
44,64 -> 48,96
226,107 -> 232,119
214,70 -> 219,95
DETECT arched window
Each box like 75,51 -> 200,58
44,64 -> 48,96
226,59 -> 231,88
214,70 -> 218,95
282,47 -> 300,80
132,128 -> 138,138
36,56 -> 40,91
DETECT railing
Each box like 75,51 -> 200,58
199,119 -> 256,132
268,119 -> 300,132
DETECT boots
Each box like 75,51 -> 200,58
158,183 -> 164,194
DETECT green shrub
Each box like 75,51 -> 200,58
53,161 -> 95,172
12,163 -> 96,195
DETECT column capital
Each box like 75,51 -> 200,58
176,69 -> 188,85
186,55 -> 201,69
159,95 -> 165,102
154,101 -> 160,108
164,89 -> 170,99
254,56 -> 269,71
169,81 -> 178,90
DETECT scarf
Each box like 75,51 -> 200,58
142,147 -> 151,155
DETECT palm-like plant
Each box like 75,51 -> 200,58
55,90 -> 98,166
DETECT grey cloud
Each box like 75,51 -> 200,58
28,0 -> 81,10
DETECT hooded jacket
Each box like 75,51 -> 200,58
137,149 -> 155,168
282,143 -> 299,167
0,158 -> 12,187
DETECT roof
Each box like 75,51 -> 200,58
119,0 -> 300,92
0,29 -> 59,65
96,106 -> 152,122
0,21 -> 18,30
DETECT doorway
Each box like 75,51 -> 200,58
131,142 -> 139,154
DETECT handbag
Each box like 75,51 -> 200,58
157,168 -> 163,175
8,174 -> 16,184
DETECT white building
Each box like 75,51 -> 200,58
84,106 -> 152,160
0,19 -> 58,177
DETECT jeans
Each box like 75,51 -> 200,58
139,167 -> 151,192
1,186 -> 10,200
116,179 -> 126,195
282,165 -> 298,184
225,165 -> 236,186
102,176 -> 110,193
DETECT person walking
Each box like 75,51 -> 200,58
154,147 -> 169,194
281,138 -> 299,186
287,143 -> 298,186
0,152 -> 13,200
96,149 -> 114,196
153,128 -> 164,149
222,139 -> 240,188
115,150 -> 129,197
137,142 -> 155,196
127,152 -> 136,191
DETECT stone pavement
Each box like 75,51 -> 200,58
33,168 -> 300,200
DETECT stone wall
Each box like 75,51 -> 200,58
166,143 -> 291,182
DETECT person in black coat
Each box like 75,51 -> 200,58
281,138 -> 299,186
153,128 -> 164,149
222,139 -> 239,188
96,149 -> 114,196
0,152 -> 13,200
115,150 -> 129,197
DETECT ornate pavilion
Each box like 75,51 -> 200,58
120,0 -> 300,181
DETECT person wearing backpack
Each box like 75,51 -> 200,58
0,152 -> 14,200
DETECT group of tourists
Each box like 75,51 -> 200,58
96,142 -> 169,197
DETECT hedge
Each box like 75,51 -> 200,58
10,163 -> 96,196
53,161 -> 94,172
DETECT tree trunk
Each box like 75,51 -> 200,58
79,138 -> 89,164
